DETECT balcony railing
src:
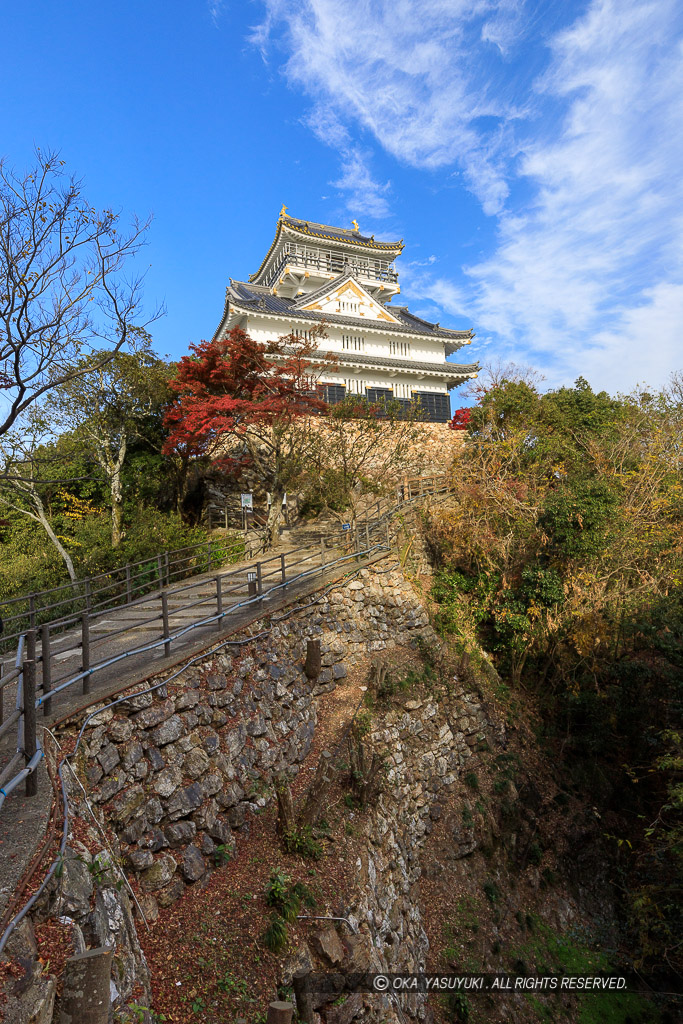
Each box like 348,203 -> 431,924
262,247 -> 398,287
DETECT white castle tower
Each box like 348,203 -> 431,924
213,208 -> 477,421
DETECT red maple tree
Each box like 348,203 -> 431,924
449,407 -> 472,430
163,324 -> 334,543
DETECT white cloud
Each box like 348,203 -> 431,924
466,0 -> 683,389
208,1 -> 226,24
254,0 -> 683,391
306,106 -> 391,217
255,0 -> 522,214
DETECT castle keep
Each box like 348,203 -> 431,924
213,209 -> 477,422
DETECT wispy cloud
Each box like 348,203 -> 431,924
255,1 -> 523,215
254,0 -> 683,391
208,1 -> 226,25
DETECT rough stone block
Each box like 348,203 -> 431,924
97,742 -> 120,775
181,845 -> 206,882
134,698 -> 175,729
150,714 -> 184,747
141,853 -> 177,892
166,781 -> 203,821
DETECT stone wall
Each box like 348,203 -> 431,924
338,687 -> 490,1021
74,563 -> 431,918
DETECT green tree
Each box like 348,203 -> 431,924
55,335 -> 172,547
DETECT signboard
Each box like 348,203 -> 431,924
281,492 -> 287,507
240,493 -> 253,510
247,571 -> 257,582
342,523 -> 351,532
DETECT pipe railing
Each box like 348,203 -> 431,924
0,535 -> 245,649
0,474 -> 451,813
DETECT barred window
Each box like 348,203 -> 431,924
342,334 -> 365,351
389,340 -> 411,357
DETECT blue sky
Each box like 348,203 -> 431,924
2,0 -> 682,397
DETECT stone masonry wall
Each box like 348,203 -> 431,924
74,563 -> 431,920
337,687 -> 490,1022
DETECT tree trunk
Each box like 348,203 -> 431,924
263,490 -> 284,551
36,504 -> 78,582
2,484 -> 78,582
275,778 -> 296,837
111,469 -> 124,548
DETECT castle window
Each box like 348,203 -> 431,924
291,327 -> 313,341
342,334 -> 365,352
389,339 -> 411,357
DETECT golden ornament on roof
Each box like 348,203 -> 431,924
279,204 -> 288,218
351,219 -> 359,231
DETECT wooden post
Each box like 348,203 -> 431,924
81,614 -> 90,695
58,947 -> 112,1024
292,970 -> 314,1024
280,553 -> 286,584
157,553 -> 163,588
125,564 -> 132,603
215,576 -> 223,628
164,549 -> 170,585
320,537 -> 325,568
41,623 -> 52,716
376,500 -> 381,519
224,506 -> 228,530
365,521 -> 370,550
161,592 -> 171,657
256,562 -> 262,595
23,659 -> 37,797
304,639 -> 321,680
267,1001 -> 293,1024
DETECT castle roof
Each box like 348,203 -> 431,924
249,211 -> 403,283
222,279 -> 473,343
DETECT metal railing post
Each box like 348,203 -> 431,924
84,579 -> 92,613
157,554 -> 163,589
256,562 -> 263,596
365,521 -> 370,551
281,554 -> 286,584
26,628 -> 36,665
29,594 -> 36,631
125,564 -> 132,603
41,624 -> 52,717
207,541 -> 213,572
320,537 -> 325,568
161,592 -> 171,657
215,576 -> 223,628
81,614 -> 90,695
164,550 -> 170,586
23,659 -> 37,797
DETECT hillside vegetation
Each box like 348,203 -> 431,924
427,375 -> 683,982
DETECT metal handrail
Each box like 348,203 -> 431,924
0,474 -> 450,813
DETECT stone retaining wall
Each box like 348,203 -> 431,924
73,563 -> 430,918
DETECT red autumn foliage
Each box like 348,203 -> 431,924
449,407 -> 472,430
163,326 -> 334,469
